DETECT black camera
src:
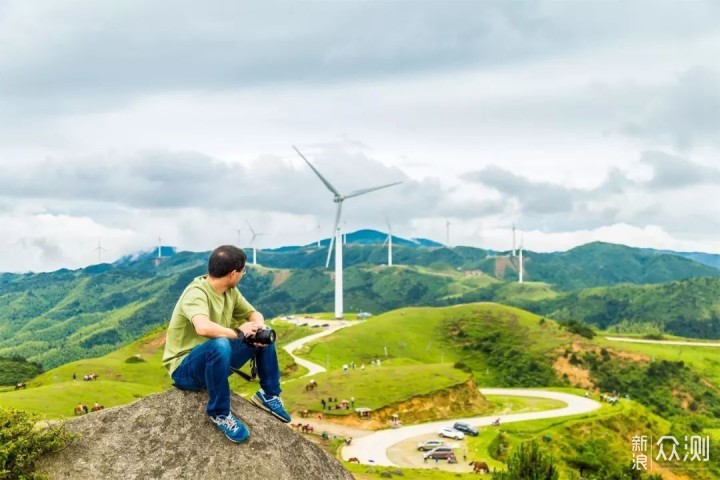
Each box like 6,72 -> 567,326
245,327 -> 276,345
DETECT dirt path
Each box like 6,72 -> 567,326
282,319 -> 356,377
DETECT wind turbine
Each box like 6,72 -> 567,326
294,145 -> 402,319
246,220 -> 266,265
93,240 -> 107,263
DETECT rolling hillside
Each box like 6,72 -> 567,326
526,277 -> 720,338
1,240 -> 719,370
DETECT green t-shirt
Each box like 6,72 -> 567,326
162,275 -> 255,375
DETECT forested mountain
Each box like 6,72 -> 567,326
523,277 -> 720,338
1,240 -> 719,369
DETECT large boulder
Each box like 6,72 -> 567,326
36,389 -> 354,480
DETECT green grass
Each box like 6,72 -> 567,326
485,395 -> 567,415
0,381 -> 159,419
595,336 -> 720,386
346,463 -> 478,479
281,363 -> 472,415
0,322 -> 317,418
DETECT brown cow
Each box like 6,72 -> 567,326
469,461 -> 490,474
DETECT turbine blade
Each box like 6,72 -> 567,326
325,235 -> 334,268
382,236 -> 388,247
293,146 -> 341,196
325,203 -> 343,268
344,181 -> 402,200
245,220 -> 256,235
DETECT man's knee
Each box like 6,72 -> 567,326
207,337 -> 232,357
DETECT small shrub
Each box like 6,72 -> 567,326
125,354 -> 146,364
0,407 -> 73,479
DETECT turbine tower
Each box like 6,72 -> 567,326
518,236 -> 524,284
158,237 -> 162,259
246,220 -> 266,265
382,217 -> 393,266
294,145 -> 402,319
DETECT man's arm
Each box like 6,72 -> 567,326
248,311 -> 266,329
191,315 -> 259,339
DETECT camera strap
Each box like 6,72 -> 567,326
231,356 -> 257,382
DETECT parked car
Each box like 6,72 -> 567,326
453,422 -> 479,436
423,446 -> 455,460
417,439 -> 445,451
438,427 -> 465,440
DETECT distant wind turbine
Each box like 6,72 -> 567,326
158,237 -> 162,259
93,240 -> 107,263
445,219 -> 450,247
246,220 -> 266,265
512,223 -> 516,257
294,145 -> 402,319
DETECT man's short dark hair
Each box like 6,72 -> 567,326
208,245 -> 246,277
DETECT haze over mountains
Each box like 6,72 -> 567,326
1,233 -> 719,370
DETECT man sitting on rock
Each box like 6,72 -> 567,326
162,245 -> 291,443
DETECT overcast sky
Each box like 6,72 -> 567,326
2,1 -> 720,272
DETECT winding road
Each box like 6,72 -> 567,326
605,336 -> 720,347
283,320 -> 602,468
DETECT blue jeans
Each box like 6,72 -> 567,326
171,338 -> 281,417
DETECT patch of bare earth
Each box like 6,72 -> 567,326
553,355 -> 593,389
140,332 -> 166,355
294,379 -> 490,431
272,269 -> 292,287
494,256 -> 511,278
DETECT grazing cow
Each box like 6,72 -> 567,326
469,461 -> 490,474
305,379 -> 318,391
301,424 -> 314,433
347,457 -> 360,464
14,382 -> 26,390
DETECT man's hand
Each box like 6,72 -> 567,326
238,322 -> 259,338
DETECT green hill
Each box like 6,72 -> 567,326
527,277 -> 720,338
1,240 -> 719,370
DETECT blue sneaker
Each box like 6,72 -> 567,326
209,413 -> 250,443
251,391 -> 292,423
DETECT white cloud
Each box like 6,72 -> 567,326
1,1 -> 720,272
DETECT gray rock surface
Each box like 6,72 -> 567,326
36,389 -> 354,480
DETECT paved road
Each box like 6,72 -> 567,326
282,320 -> 355,377
606,336 -> 720,347
282,323 -> 601,468
341,389 -> 601,467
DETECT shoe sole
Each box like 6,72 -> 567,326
251,395 -> 292,423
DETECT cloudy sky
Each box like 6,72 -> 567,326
2,1 -> 720,272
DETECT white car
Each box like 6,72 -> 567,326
438,427 -> 465,440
